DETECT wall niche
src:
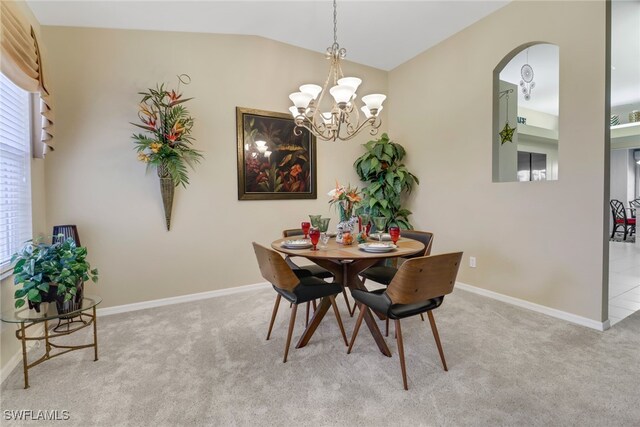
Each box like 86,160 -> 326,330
493,43 -> 559,183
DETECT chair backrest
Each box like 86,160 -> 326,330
283,229 -> 304,238
52,224 -> 81,246
610,199 -> 627,221
386,252 -> 463,305
401,230 -> 434,258
252,242 -> 300,292
630,198 -> 640,209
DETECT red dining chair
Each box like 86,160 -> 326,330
610,200 -> 636,241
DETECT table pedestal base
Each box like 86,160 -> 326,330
295,258 -> 391,357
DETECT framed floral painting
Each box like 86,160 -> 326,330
236,107 -> 317,200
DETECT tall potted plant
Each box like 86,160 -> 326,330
12,237 -> 99,313
132,74 -> 203,230
354,133 -> 419,229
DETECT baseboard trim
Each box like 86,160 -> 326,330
455,282 -> 610,331
97,282 -> 271,317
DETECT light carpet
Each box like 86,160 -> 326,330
1,287 -> 639,426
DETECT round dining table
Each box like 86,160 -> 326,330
272,236 -> 425,357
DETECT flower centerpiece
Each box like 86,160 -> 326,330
132,74 -> 203,230
328,181 -> 361,243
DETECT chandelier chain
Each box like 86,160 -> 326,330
333,0 -> 338,46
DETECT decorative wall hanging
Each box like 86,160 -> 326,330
519,49 -> 536,101
236,107 -> 316,200
498,88 -> 515,144
132,74 -> 202,230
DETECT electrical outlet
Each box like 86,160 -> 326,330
469,257 -> 477,268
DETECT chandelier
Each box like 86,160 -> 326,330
288,0 -> 386,142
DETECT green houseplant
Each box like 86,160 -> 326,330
354,133 -> 419,229
12,237 -> 99,312
132,74 -> 203,230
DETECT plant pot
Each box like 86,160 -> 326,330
157,164 -> 175,231
55,282 -> 84,317
27,284 -> 58,313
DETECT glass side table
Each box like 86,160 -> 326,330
0,295 -> 102,389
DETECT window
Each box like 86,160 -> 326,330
517,151 -> 547,182
0,72 -> 32,270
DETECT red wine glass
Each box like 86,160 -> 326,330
309,228 -> 320,251
389,226 -> 400,245
301,221 -> 311,239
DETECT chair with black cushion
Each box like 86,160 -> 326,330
52,224 -> 81,245
360,230 -> 434,328
348,252 -> 463,390
282,228 -> 354,320
252,242 -> 348,363
610,200 -> 636,241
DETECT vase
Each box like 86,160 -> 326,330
336,201 -> 358,244
27,283 -> 58,313
157,164 -> 175,231
55,282 -> 84,318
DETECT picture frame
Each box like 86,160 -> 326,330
236,107 -> 317,200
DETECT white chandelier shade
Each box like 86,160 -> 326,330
287,0 -> 386,142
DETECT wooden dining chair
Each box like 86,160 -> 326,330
282,228 -> 354,320
252,242 -> 348,363
360,230 -> 434,329
52,224 -> 81,246
347,252 -> 463,390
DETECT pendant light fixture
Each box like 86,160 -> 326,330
288,0 -> 386,141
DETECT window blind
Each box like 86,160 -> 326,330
0,1 -> 55,157
0,72 -> 32,267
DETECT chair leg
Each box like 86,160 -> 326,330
420,313 -> 425,322
427,311 -> 448,371
330,296 -> 348,346
312,299 -> 317,311
395,320 -> 408,391
266,294 -> 281,341
347,304 -> 367,354
342,289 -> 354,317
385,317 -> 389,337
283,304 -> 298,363
305,302 -> 310,327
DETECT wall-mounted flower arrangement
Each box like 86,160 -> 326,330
132,74 -> 203,230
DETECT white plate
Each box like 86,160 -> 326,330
368,233 -> 391,241
358,243 -> 397,253
281,240 -> 312,249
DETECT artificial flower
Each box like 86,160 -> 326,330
137,153 -> 150,163
150,142 -> 162,153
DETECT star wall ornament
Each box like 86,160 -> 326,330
499,122 -> 516,144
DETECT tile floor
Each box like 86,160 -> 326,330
609,239 -> 640,325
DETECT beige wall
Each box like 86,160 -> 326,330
0,0 -> 48,374
1,1 -> 611,375
39,27 -> 387,310
388,0 -> 608,321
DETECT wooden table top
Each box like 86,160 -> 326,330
271,237 -> 424,261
